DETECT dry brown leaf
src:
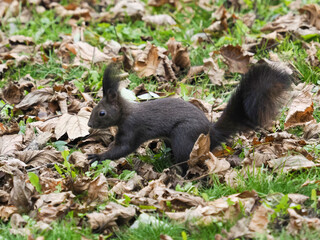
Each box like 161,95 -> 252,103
73,41 -> 111,63
268,155 -> 318,173
227,217 -> 254,239
83,128 -> 114,147
166,37 -> 190,69
299,4 -> 320,30
261,13 -> 302,33
160,235 -> 174,240
129,179 -> 205,211
10,213 -> 27,228
243,144 -> 278,167
34,191 -> 75,209
8,35 -> 34,45
220,45 -> 252,74
287,208 -> 320,235
87,173 -> 109,204
1,83 -> 24,105
134,43 -> 161,78
181,66 -> 204,83
203,57 -> 225,85
304,41 -> 320,67
166,190 -> 258,224
39,176 -> 65,194
148,0 -> 176,7
0,134 -> 23,156
248,204 -> 274,234
143,14 -> 176,26
303,119 -> 320,139
301,179 -> 320,187
55,107 -> 91,140
111,0 -> 145,20
15,149 -> 62,167
205,152 -> 230,174
68,151 -> 88,169
197,0 -> 215,11
35,192 -> 76,223
284,89 -> 314,129
15,88 -> 54,110
87,202 -> 136,233
50,2 -> 91,20
224,169 -> 239,188
0,206 -> 18,221
288,193 -> 309,204
188,133 -> 210,167
9,171 -> 35,213
29,118 -> 59,134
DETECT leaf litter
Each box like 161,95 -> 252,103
1,0 -> 320,239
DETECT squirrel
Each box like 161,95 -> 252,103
87,64 -> 291,173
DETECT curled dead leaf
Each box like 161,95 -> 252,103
87,173 -> 109,204
166,37 -> 190,69
220,45 -> 252,74
9,171 -> 35,213
0,206 -> 18,221
299,4 -> 320,30
284,89 -> 314,129
203,57 -> 225,86
87,202 -> 136,233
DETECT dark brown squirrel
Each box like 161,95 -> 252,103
87,64 -> 291,172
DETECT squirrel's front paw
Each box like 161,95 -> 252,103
88,154 -> 102,165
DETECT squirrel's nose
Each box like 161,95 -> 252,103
88,121 -> 93,128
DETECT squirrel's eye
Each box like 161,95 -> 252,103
99,110 -> 106,117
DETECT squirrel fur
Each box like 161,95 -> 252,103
87,64 -> 291,172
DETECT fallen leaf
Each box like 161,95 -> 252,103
299,4 -> 320,30
15,149 -> 62,167
50,2 -> 91,21
203,57 -> 225,85
188,133 -> 210,168
220,45 -> 252,74
143,14 -> 176,26
287,208 -> 320,235
8,35 -> 34,45
268,155 -> 318,173
288,193 -> 309,204
111,0 -> 145,20
55,107 -> 91,140
15,88 -> 54,110
73,41 -> 111,63
87,173 -> 109,204
0,206 -> 18,221
35,191 -> 76,223
248,204 -> 274,233
87,202 -> 136,233
9,170 -> 35,213
166,37 -> 190,69
0,134 -> 23,156
134,43 -> 161,78
284,89 -> 314,129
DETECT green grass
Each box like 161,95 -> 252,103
202,167 -> 320,201
0,219 -> 98,240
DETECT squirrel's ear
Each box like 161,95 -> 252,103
106,89 -> 118,104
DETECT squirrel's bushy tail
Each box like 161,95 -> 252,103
210,64 -> 292,149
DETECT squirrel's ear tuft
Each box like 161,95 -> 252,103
102,64 -> 120,96
106,88 -> 118,104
